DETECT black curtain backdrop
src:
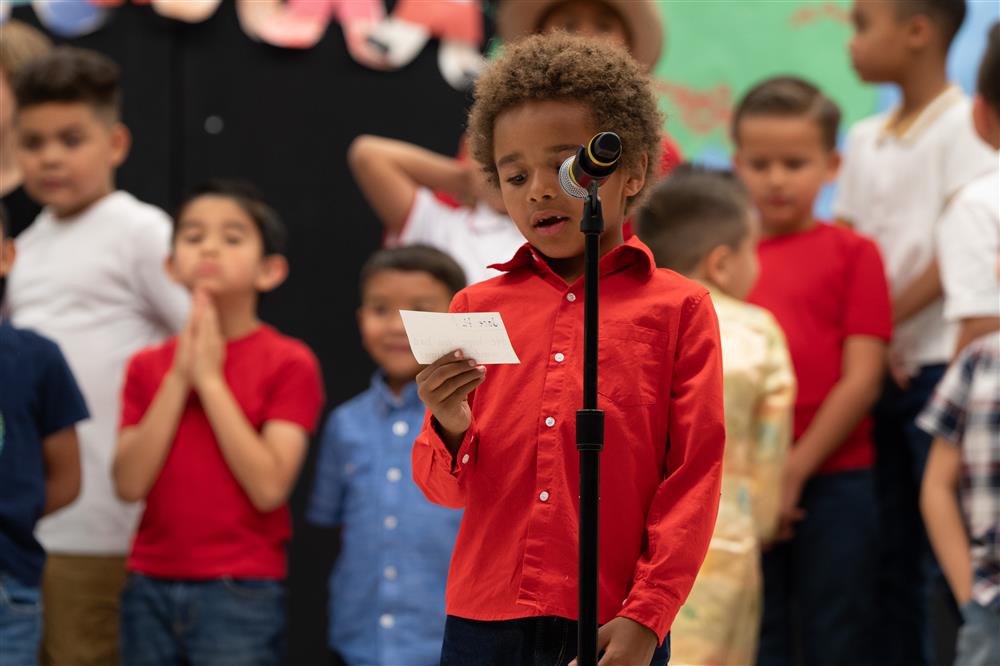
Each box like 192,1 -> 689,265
12,2 -> 485,663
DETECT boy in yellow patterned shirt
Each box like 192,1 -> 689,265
637,165 -> 796,665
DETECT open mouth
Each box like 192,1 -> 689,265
534,215 -> 568,228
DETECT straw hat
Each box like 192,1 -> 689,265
495,0 -> 663,70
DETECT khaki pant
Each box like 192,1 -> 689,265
40,554 -> 127,666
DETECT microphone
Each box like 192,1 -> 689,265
559,132 -> 622,199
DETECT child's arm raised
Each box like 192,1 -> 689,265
113,317 -> 195,502
920,438 -> 971,604
347,135 -> 476,236
42,427 -> 81,515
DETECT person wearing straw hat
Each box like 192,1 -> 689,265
496,0 -> 683,215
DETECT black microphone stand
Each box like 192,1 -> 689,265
576,179 -> 603,666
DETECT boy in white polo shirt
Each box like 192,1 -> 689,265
347,134 -> 524,285
937,21 -> 1000,356
4,48 -> 189,665
837,3 -> 996,665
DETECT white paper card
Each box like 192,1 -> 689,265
400,311 -> 521,365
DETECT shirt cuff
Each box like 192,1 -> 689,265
428,416 -> 478,477
617,580 -> 681,645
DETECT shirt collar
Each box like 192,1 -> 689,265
879,84 -> 963,144
488,235 -> 656,281
370,370 -> 421,410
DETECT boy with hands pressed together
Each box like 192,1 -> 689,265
113,181 -> 324,665
412,33 -> 726,666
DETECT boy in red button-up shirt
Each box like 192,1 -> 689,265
411,34 -> 725,666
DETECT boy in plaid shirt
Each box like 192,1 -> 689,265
918,333 -> 1000,666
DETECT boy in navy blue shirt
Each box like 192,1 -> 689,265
0,203 -> 87,666
307,245 -> 466,666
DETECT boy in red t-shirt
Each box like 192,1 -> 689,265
112,181 -> 324,665
411,33 -> 725,666
734,77 -> 892,666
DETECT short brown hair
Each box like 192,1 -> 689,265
732,76 -> 841,151
896,0 -> 966,50
13,47 -> 121,120
467,32 -> 661,201
636,164 -> 752,275
0,20 -> 51,78
359,245 -> 467,299
174,180 -> 288,257
979,21 -> 1000,113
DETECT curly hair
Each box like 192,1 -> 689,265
467,32 -> 662,200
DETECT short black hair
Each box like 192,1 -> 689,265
732,75 -> 842,151
636,164 -> 752,275
979,21 -> 1000,112
359,245 -> 467,298
897,0 -> 966,50
173,180 -> 287,256
0,202 -> 10,240
13,46 -> 121,120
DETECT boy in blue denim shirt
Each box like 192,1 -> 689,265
0,204 -> 86,666
308,245 -> 467,666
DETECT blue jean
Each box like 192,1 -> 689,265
955,601 -> 1000,666
872,365 -> 960,666
440,616 -> 669,666
119,574 -> 285,666
757,469 -> 878,666
0,574 -> 41,666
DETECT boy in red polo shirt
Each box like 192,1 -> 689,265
412,33 -> 725,666
112,181 -> 324,665
735,77 -> 892,666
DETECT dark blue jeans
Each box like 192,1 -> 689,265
440,616 -> 669,666
758,469 -> 878,666
872,365 -> 960,666
0,574 -> 42,666
119,573 -> 286,666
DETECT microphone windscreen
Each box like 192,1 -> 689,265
559,155 -> 589,199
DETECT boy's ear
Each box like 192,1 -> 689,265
702,243 -> 731,288
905,13 -> 934,51
825,150 -> 842,183
110,123 -> 132,168
623,152 -> 649,197
164,253 -> 183,285
255,254 -> 289,293
972,95 -> 1000,149
0,239 -> 16,277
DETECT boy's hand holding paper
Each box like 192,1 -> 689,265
400,311 -> 520,365
406,311 -> 518,453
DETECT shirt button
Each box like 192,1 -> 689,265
554,353 -> 565,363
384,565 -> 398,580
566,293 -> 577,302
380,613 -> 395,629
392,421 -> 409,437
545,416 -> 556,427
386,468 -> 402,483
461,454 -> 470,464
384,515 -> 398,530
539,491 -> 550,502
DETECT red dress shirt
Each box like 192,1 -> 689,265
412,236 -> 725,641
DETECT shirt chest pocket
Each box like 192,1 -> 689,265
595,323 -> 666,407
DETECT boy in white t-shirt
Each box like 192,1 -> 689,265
837,3 -> 996,665
347,134 -> 525,284
4,47 -> 189,666
937,21 -> 1000,356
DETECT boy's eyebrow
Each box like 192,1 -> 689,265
496,144 -> 584,167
